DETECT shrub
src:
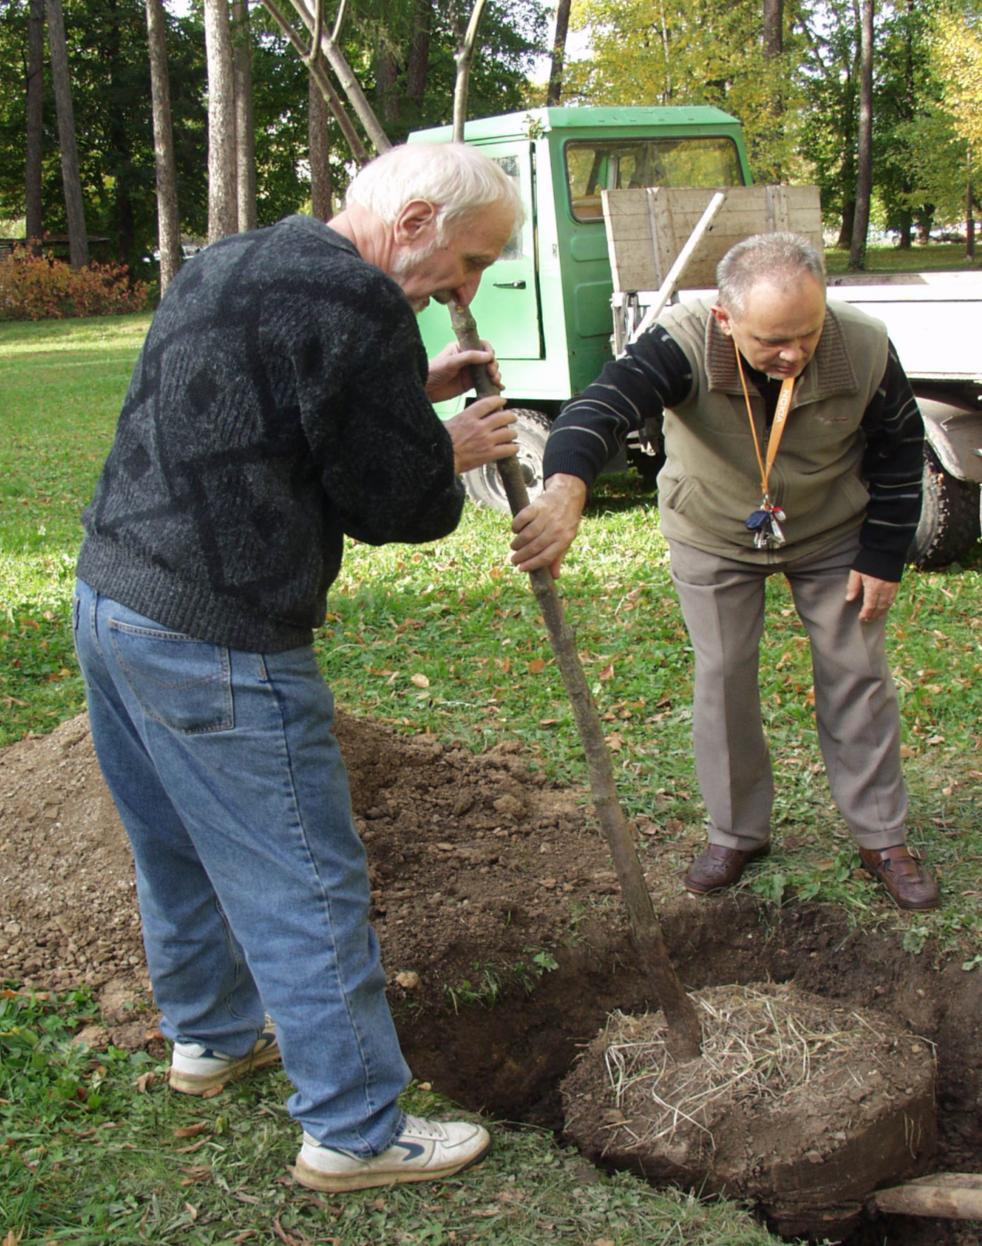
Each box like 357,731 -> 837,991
0,242 -> 150,321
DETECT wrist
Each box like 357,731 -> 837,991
544,473 -> 589,505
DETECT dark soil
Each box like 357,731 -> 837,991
1,712 -> 979,1244
562,983 -> 938,1241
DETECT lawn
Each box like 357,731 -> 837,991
1,304 -> 980,1245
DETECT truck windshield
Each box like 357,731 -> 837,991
566,137 -> 743,221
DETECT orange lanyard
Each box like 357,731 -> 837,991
734,345 -> 796,507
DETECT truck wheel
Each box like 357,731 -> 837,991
907,446 -> 982,569
462,408 -> 552,513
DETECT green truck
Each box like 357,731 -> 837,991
411,107 -> 981,566
411,105 -> 753,508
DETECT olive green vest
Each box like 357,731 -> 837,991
656,298 -> 889,562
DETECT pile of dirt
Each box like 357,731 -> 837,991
561,982 -> 938,1240
0,710 -> 619,1030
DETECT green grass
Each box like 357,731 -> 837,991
1,304 -> 979,1245
1,988 -> 787,1245
825,241 -> 980,273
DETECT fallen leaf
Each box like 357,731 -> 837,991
134,1071 -> 156,1093
599,663 -> 614,680
527,658 -> 546,674
173,1122 -> 209,1139
179,1164 -> 212,1184
410,672 -> 430,688
183,1202 -> 198,1221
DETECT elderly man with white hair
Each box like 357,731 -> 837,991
511,232 -> 938,915
74,144 -> 520,1192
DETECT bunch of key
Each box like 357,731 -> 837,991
745,501 -> 786,549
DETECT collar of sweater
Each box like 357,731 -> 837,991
703,304 -> 860,405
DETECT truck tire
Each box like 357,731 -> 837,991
907,446 -> 982,569
462,407 -> 552,513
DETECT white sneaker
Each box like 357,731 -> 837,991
169,1030 -> 280,1095
293,1114 -> 492,1192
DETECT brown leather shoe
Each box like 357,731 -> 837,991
684,843 -> 771,895
859,845 -> 939,911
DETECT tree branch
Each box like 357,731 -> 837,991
261,0 -> 370,164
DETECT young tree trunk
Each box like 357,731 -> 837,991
25,0 -> 45,248
308,70 -> 333,219
145,0 -> 182,293
848,0 -> 874,271
45,0 -> 88,268
204,0 -> 238,243
967,175 -> 976,260
546,0 -> 572,106
232,0 -> 256,232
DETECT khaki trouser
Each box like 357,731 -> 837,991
668,533 -> 908,853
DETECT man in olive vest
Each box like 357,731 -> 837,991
510,232 -> 938,911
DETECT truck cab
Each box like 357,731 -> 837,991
409,106 -> 753,507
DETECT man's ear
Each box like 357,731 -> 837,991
393,199 -> 439,247
711,303 -> 733,336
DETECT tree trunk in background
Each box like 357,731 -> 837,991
232,0 -> 256,232
204,0 -> 238,242
546,0 -> 571,106
308,71 -> 332,220
25,0 -> 44,248
106,0 -> 137,270
763,0 -> 782,58
848,0 -> 873,270
406,0 -> 432,111
45,0 -> 88,267
145,0 -> 182,293
967,176 -> 976,260
375,42 -> 400,129
837,201 -> 855,250
761,0 -> 784,181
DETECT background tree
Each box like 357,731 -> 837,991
25,0 -> 44,245
932,0 -> 982,254
308,69 -> 333,218
232,0 -> 256,232
145,0 -> 181,292
562,0 -> 802,183
849,0 -> 874,269
546,0 -> 571,104
204,0 -> 238,242
45,0 -> 88,266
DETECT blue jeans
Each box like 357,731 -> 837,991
73,579 -> 409,1153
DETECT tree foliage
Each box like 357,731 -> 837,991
561,0 -> 806,183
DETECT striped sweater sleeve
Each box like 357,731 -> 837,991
542,326 -> 693,486
854,341 -> 924,581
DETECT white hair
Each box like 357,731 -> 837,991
345,142 -> 523,240
716,232 -> 826,312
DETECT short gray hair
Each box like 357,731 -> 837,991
345,142 -> 523,238
716,232 -> 826,312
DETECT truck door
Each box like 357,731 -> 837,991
417,141 -> 542,360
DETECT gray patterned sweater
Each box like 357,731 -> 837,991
78,216 -> 464,651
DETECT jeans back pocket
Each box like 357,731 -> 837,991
109,620 -> 234,734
